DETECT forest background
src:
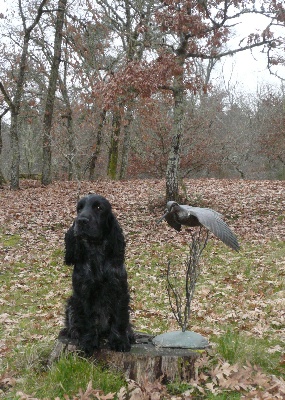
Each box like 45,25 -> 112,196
0,0 -> 285,199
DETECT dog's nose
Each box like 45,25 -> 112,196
77,216 -> 89,225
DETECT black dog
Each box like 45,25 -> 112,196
59,194 -> 133,355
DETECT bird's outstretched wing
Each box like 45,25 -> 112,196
182,205 -> 240,252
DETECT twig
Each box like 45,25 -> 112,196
167,260 -> 183,329
166,226 -> 209,331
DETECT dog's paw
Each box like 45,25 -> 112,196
80,333 -> 99,357
109,333 -> 131,352
58,328 -> 69,339
111,340 -> 131,352
127,325 -> 136,344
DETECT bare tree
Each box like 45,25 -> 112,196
0,0 -> 48,189
154,1 -> 281,200
94,0 -> 157,179
42,0 -> 67,185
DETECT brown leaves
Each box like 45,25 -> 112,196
117,378 -> 169,400
188,355 -> 285,399
16,379 -> 168,400
100,56 -> 184,109
61,380 -> 115,400
0,371 -> 16,393
16,381 -> 115,400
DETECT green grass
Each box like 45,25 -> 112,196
212,329 -> 283,375
5,348 -> 126,399
41,355 -> 125,399
1,233 -> 22,247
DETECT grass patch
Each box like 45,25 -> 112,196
0,233 -> 22,247
43,355 -> 125,398
6,349 -> 126,399
39,355 -> 125,399
212,329 -> 282,375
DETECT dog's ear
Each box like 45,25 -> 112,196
64,223 -> 76,265
106,212 -> 125,261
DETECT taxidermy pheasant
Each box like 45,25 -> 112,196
158,201 -> 240,252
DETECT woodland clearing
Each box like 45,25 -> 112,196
0,179 -> 284,399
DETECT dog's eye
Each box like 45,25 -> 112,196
93,204 -> 103,211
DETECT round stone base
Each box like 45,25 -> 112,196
152,330 -> 210,349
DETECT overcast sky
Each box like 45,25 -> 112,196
213,13 -> 285,94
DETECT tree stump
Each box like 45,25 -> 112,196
48,332 -> 200,384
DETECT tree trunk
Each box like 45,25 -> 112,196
107,108 -> 121,180
119,106 -> 133,180
0,108 -> 9,186
7,32 -> 30,190
41,0 -> 67,186
0,1 -> 47,189
88,110 -> 106,180
59,62 -> 76,181
10,114 -> 20,189
166,83 -> 185,201
66,112 -> 75,180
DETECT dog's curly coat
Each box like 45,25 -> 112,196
59,194 -> 133,355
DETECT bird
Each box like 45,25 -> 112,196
157,201 -> 240,252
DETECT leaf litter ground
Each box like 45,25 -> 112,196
0,178 -> 284,399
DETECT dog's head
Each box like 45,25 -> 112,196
74,194 -> 113,240
65,193 -> 125,265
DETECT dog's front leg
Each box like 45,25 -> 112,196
108,329 -> 131,352
108,302 -> 131,352
80,331 -> 99,356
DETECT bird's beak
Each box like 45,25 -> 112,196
156,210 -> 168,224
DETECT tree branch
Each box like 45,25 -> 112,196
186,38 -> 276,60
0,82 -> 14,111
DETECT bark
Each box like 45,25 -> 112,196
107,108 -> 121,179
166,82 -> 185,202
41,0 -> 67,186
66,112 -> 74,180
0,108 -> 9,186
0,172 -> 6,187
119,106 -> 133,180
10,116 -> 21,189
165,31 -> 188,202
93,344 -> 198,384
87,110 -> 106,180
59,80 -> 75,180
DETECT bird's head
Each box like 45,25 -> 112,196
166,201 -> 180,213
156,201 -> 180,224
157,201 -> 182,231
